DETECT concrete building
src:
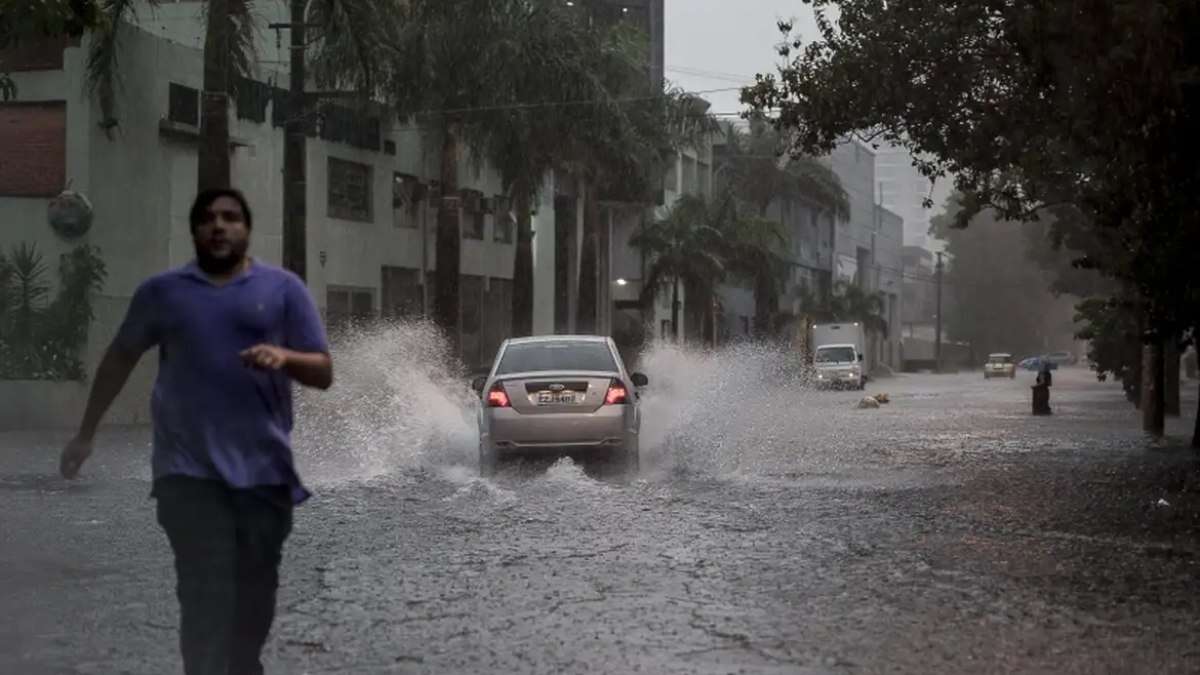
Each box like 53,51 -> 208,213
875,141 -> 935,249
829,139 -> 903,373
608,131 -> 715,347
0,23 -> 553,428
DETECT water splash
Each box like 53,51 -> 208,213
291,324 -> 867,487
293,320 -> 478,485
635,339 -> 872,478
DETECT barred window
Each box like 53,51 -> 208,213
328,158 -> 373,222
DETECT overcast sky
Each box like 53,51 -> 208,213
663,1 -> 952,228
664,0 -> 822,118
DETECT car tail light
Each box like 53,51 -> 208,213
486,384 -> 510,408
604,379 -> 629,405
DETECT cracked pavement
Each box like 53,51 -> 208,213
2,353 -> 1199,674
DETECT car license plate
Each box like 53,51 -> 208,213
537,391 -> 577,405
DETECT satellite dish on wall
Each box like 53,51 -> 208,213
48,189 -> 94,239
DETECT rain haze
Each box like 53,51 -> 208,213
1,1 -> 1198,673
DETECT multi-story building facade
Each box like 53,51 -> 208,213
875,140 -> 934,249
0,21 -> 550,427
829,139 -> 903,373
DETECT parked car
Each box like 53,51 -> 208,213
472,335 -> 646,476
984,353 -> 1016,379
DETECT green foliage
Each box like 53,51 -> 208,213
1075,296 -> 1144,404
1,0 -> 105,100
631,195 -> 728,308
719,117 -> 848,220
0,0 -> 101,48
830,281 -> 887,337
0,243 -> 106,381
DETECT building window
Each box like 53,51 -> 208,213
326,285 -> 374,333
392,173 -> 419,229
0,102 -> 66,197
168,83 -> 199,127
328,157 -> 373,222
681,156 -> 697,196
381,266 -> 424,318
461,190 -> 484,239
493,197 -> 514,244
663,156 -> 679,193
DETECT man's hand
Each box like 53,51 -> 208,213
241,344 -> 290,371
60,435 -> 94,480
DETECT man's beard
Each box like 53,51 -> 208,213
195,240 -> 248,275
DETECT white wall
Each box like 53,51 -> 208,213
830,139 -> 878,285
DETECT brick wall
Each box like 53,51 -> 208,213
0,101 -> 66,197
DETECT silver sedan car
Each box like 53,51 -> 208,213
472,335 -> 647,476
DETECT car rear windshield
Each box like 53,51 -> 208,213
989,356 -> 1012,363
496,341 -> 617,374
815,346 -> 856,363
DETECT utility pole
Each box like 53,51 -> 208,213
273,5 -> 312,282
934,251 -> 944,372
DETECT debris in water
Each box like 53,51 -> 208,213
857,396 -> 880,409
1156,498 -> 1170,507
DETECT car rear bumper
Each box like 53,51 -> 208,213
481,405 -> 638,455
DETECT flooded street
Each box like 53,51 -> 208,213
2,333 -> 1198,674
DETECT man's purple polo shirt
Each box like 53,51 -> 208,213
114,260 -> 328,505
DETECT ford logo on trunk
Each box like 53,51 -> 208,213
549,384 -> 565,392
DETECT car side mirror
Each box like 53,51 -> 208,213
858,354 -> 863,362
631,372 -> 649,387
471,375 -> 487,395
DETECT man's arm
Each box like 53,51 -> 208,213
284,350 -> 333,390
241,344 -> 332,390
61,279 -> 159,479
78,345 -> 141,439
60,344 -> 141,478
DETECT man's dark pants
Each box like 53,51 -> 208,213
154,476 -> 293,675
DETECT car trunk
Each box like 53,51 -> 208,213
496,373 -> 616,415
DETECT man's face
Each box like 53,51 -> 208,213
193,195 -> 250,274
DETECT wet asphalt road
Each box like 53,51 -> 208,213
2,349 -> 1199,674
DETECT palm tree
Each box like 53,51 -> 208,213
719,211 -> 792,337
827,280 -> 888,335
84,0 -> 254,187
85,0 -> 385,270
464,0 -> 646,337
383,0 -> 539,347
573,88 -> 721,335
716,117 -> 849,332
630,195 -> 727,342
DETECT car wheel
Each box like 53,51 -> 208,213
479,445 -> 498,478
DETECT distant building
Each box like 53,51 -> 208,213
875,141 -> 935,249
901,245 -> 937,327
829,139 -> 903,373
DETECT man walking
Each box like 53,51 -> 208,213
59,188 -> 333,675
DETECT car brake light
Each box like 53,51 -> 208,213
487,384 -> 510,408
604,380 -> 628,405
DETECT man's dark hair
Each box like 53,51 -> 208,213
189,188 -> 253,231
